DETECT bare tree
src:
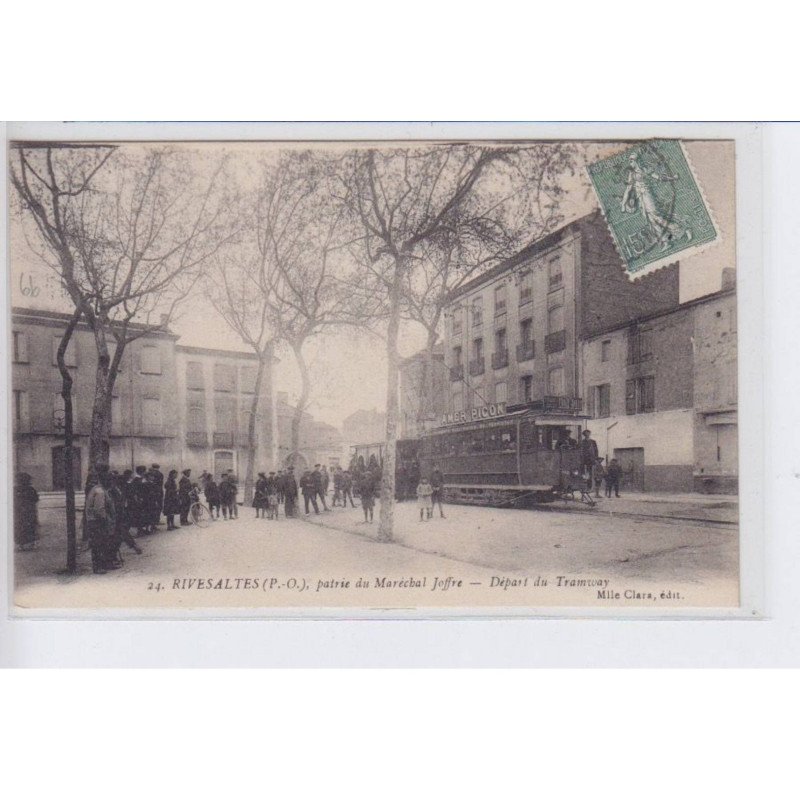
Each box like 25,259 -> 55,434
11,144 -> 233,484
403,144 -> 577,428
211,151 -> 372,489
339,143 -> 575,541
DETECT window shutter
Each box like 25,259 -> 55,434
625,380 -> 636,415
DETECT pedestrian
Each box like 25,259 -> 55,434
265,472 -> 279,520
254,472 -> 269,519
163,469 -> 180,530
416,476 -> 433,521
85,467 -> 116,574
605,458 -> 622,498
430,465 -> 446,519
359,470 -> 376,523
218,474 -> 232,520
149,463 -> 164,529
301,470 -> 320,515
276,469 -> 285,505
178,469 -> 192,525
332,466 -> 343,507
227,471 -> 239,518
321,465 -> 330,500
13,472 -> 39,551
592,458 -> 605,499
283,467 -> 298,518
109,471 -> 143,558
311,464 -> 329,511
205,475 -> 221,519
131,465 -> 150,535
341,470 -> 356,508
580,430 -> 599,470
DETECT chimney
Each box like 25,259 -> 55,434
721,268 -> 736,291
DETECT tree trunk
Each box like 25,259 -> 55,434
418,326 -> 438,429
378,259 -> 404,542
290,340 -> 310,458
243,351 -> 268,504
88,331 -> 115,475
56,309 -> 82,573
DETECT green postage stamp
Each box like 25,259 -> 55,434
588,139 -> 719,278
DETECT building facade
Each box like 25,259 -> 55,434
275,392 -> 345,472
174,344 -> 276,481
11,308 -> 280,491
691,283 -> 738,493
399,344 -> 447,439
442,212 -> 679,422
581,283 -> 738,494
342,408 -> 386,449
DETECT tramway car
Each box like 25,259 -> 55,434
349,438 -> 421,500
417,400 -> 590,507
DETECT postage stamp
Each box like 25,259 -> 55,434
587,140 -> 720,278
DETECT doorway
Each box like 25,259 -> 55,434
52,446 -> 82,491
213,450 -> 235,479
613,447 -> 645,492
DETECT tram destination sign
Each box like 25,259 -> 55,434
441,402 -> 508,426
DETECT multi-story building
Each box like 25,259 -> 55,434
12,308 -> 180,491
11,308 -> 280,491
342,408 -> 386,449
581,275 -> 737,494
691,272 -> 738,493
275,392 -> 345,471
399,344 -> 447,439
442,211 -> 679,422
174,344 -> 276,481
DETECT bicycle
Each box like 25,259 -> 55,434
189,501 -> 212,528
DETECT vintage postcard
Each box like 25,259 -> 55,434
6,124 -> 755,616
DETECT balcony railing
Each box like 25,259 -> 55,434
213,431 -> 234,447
516,341 -> 535,362
491,349 -> 509,369
138,424 -> 163,437
186,431 -> 208,447
468,358 -> 485,377
449,364 -> 464,382
545,329 -> 566,354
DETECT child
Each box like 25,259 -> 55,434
416,477 -> 433,522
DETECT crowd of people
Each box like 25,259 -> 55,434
14,453 -> 454,571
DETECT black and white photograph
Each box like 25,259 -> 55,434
7,127 -> 745,613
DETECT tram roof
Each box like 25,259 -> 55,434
426,409 -> 589,436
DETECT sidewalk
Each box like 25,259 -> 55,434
555,491 -> 739,524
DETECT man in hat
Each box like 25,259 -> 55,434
265,471 -> 279,520
149,463 -> 164,529
301,470 -> 320,515
85,466 -> 116,574
254,472 -> 268,518
178,468 -> 192,525
227,470 -> 239,519
580,430 -> 599,470
312,464 -> 329,511
283,467 -> 298,518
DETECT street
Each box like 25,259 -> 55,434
14,495 -> 739,611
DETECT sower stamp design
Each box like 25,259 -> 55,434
588,140 -> 719,278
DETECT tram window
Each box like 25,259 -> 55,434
501,429 -> 516,451
469,433 -> 485,454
